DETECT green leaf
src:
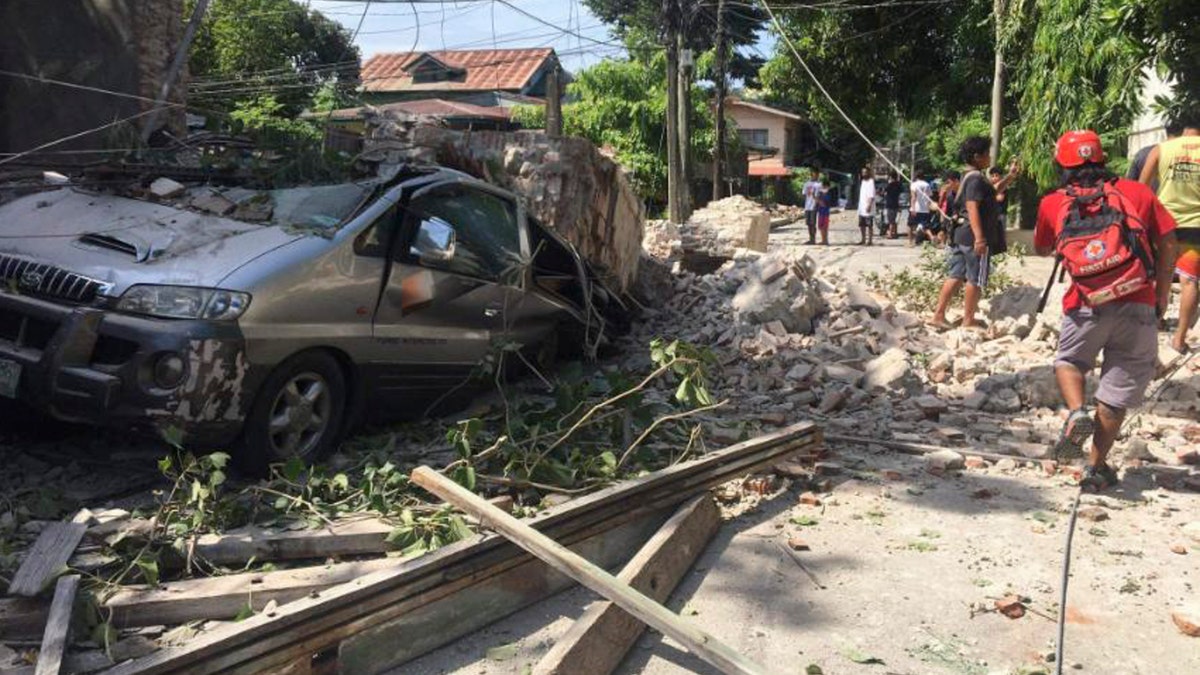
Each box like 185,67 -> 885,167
234,603 -> 255,621
806,666 -> 825,675
447,515 -> 474,542
274,496 -> 290,510
135,554 -> 160,586
157,456 -> 174,475
91,622 -> 118,650
283,456 -> 306,482
486,643 -> 520,662
209,470 -> 226,489
332,473 -> 350,492
208,452 -> 230,469
451,465 -> 477,491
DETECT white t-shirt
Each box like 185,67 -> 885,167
911,179 -> 932,214
857,178 -> 875,216
803,179 -> 821,211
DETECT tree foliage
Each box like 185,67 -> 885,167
186,0 -> 361,116
758,1 -> 992,169
512,55 -> 715,203
1106,0 -> 1200,118
1003,0 -> 1145,187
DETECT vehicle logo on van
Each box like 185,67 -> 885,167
19,270 -> 44,289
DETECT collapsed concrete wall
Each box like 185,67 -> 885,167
361,116 -> 645,294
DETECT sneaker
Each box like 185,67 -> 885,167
1080,463 -> 1119,492
1053,408 -> 1094,461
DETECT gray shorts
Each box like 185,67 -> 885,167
1055,303 -> 1158,410
946,245 -> 989,287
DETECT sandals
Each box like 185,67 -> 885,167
1053,408 -> 1095,461
1080,462 -> 1119,492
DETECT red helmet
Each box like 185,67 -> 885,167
1055,130 -> 1106,168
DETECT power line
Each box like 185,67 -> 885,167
0,106 -> 177,167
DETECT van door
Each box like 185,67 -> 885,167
370,183 -> 526,400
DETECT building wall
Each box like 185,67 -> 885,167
0,0 -> 183,161
728,106 -> 798,166
1129,66 -> 1174,156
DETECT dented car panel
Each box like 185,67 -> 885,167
0,168 -> 602,460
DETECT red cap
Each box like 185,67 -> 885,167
1055,130 -> 1105,168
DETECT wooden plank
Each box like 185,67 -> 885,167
0,597 -> 49,641
410,467 -> 767,675
192,519 -> 394,566
34,575 -> 79,675
8,523 -> 86,597
101,423 -> 816,675
532,495 -> 721,675
336,508 -> 669,674
102,559 -> 401,629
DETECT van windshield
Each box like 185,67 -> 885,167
269,182 -> 376,232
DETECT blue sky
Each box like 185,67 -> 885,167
308,0 -> 775,76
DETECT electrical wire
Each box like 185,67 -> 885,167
0,107 -> 176,167
758,0 -> 914,182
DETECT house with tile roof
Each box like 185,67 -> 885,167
359,47 -> 565,108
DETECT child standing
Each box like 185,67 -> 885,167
817,179 -> 833,245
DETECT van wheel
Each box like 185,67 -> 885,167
240,351 -> 346,475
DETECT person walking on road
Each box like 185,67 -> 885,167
930,136 -> 1019,329
1139,110 -> 1200,354
909,171 -> 933,245
1036,129 -> 1178,491
802,167 -> 822,245
884,170 -> 903,239
857,166 -> 876,246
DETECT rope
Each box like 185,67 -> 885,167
1055,488 -> 1082,675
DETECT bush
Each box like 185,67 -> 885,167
861,243 -> 1026,313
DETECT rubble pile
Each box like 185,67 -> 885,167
621,247 -> 1200,469
679,196 -> 771,258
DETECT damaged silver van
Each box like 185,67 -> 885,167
0,167 -> 613,470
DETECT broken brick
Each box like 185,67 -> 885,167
971,488 -> 996,500
1040,460 -> 1058,476
1077,506 -> 1109,522
787,536 -> 811,551
882,470 -> 904,481
1170,543 -> 1188,555
798,492 -> 822,507
964,456 -> 988,470
995,595 -> 1026,619
1172,607 -> 1200,637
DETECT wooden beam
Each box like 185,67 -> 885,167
34,575 -> 79,675
101,423 -> 816,675
410,468 -> 766,675
192,519 -> 394,566
101,558 -> 400,629
335,508 -> 669,674
533,494 -> 721,675
8,523 -> 86,597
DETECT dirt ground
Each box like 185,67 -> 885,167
2,211 -> 1196,675
399,213 -> 1200,675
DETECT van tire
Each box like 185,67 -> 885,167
239,351 -> 346,475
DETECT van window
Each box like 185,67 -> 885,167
405,187 -> 523,283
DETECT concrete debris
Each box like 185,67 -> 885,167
681,195 -> 771,258
149,177 -> 186,199
925,449 -> 965,475
994,594 -> 1027,619
1173,607 -> 1200,637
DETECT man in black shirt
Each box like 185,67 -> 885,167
884,170 -> 903,239
931,136 -> 1020,329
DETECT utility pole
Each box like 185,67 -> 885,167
678,40 -> 694,219
141,0 -> 211,143
663,0 -> 683,223
712,0 -> 727,202
989,0 -> 1005,164
545,62 -> 563,137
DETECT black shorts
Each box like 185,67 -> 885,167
858,215 -> 873,228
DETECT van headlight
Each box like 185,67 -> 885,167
116,285 -> 251,320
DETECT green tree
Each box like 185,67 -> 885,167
186,0 -> 360,116
513,55 -> 715,204
1108,0 -> 1200,118
757,1 -> 993,170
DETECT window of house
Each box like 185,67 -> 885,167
404,187 -> 524,283
738,128 -> 770,147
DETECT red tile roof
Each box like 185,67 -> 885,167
318,98 -> 513,122
361,48 -> 554,93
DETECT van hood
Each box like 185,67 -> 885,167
0,188 -> 314,296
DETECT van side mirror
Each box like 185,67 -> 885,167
413,217 -> 456,264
